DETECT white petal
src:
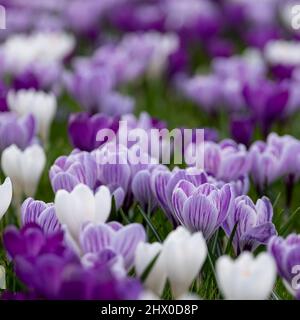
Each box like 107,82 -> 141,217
135,242 -> 166,296
0,177 -> 12,220
21,145 -> 46,197
94,185 -> 111,223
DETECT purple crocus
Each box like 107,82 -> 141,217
0,112 -> 36,151
223,195 -> 277,254
230,115 -> 254,147
171,181 -> 234,240
3,223 -> 141,299
68,112 -> 119,151
21,198 -> 61,234
49,150 -> 97,193
268,234 -> 300,299
186,139 -> 250,183
243,79 -> 289,136
151,166 -> 208,225
79,221 -> 146,270
249,133 -> 300,195
0,80 -> 8,112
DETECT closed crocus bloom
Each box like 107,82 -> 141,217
1,144 -> 46,205
80,222 -> 146,270
172,181 -> 234,239
21,198 -> 60,235
132,166 -> 158,213
249,140 -> 281,191
135,242 -> 166,296
216,252 -> 277,300
268,234 -> 300,298
163,227 -> 207,298
54,184 -> 111,239
0,112 -> 36,152
0,265 -> 5,290
223,195 -> 277,254
50,150 -> 97,193
0,177 -> 12,220
68,112 -> 119,151
8,89 -> 57,143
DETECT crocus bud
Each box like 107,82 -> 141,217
1,144 -> 46,206
54,184 -> 111,239
0,177 -> 12,220
8,89 -> 57,143
163,227 -> 207,298
135,242 -> 167,296
216,252 -> 277,300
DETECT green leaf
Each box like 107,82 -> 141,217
225,222 -> 238,255
137,205 -> 162,242
140,252 -> 160,283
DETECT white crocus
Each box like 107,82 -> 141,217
8,89 -> 57,143
0,177 -> 12,220
54,184 -> 111,239
0,32 -> 75,73
0,266 -> 6,290
163,227 -> 207,298
216,252 -> 277,300
1,144 -> 46,206
135,242 -> 167,296
135,227 -> 207,299
264,40 -> 300,66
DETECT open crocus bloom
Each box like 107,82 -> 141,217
54,184 -> 111,239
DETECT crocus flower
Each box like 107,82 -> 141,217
185,139 -> 250,183
230,115 -> 254,147
223,195 -> 277,254
135,227 -> 207,298
3,223 -> 141,299
0,177 -> 12,220
1,144 -> 46,205
80,221 -> 146,270
0,112 -> 36,152
0,80 -> 8,112
135,242 -> 166,296
68,112 -> 119,151
21,197 -> 60,235
249,133 -> 300,194
268,234 -> 300,299
180,74 -> 222,114
216,252 -> 277,300
54,184 -> 111,239
172,182 -> 234,239
49,150 -> 97,193
264,40 -> 300,79
243,79 -> 289,136
0,31 -> 75,75
162,227 -> 207,298
8,89 -> 57,143
151,166 -> 208,224
0,266 -> 6,290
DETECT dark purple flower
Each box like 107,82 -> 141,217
268,234 -> 300,299
223,195 -> 277,254
68,112 -> 119,151
0,112 -> 36,151
243,79 -> 289,136
230,115 -> 254,147
0,80 -> 8,112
